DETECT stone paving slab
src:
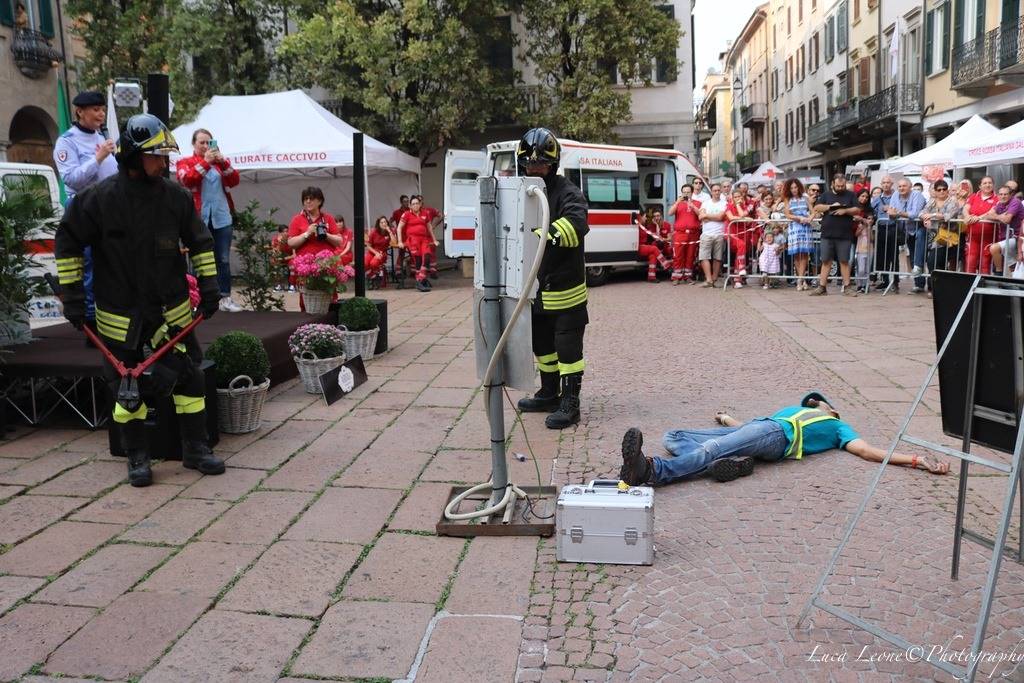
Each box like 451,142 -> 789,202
44,591 -> 209,679
140,610 -> 311,682
0,602 -> 95,680
445,536 -> 537,617
0,520 -> 123,577
138,541 -> 264,599
290,600 -> 436,679
416,615 -> 522,683
0,452 -> 89,487
343,532 -> 465,603
70,483 -> 181,526
178,466 -> 265,501
217,539 -> 360,617
34,543 -> 171,608
283,486 -> 402,544
28,459 -> 126,497
0,494 -> 85,544
199,490 -> 313,545
0,574 -> 46,613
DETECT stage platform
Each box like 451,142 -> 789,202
1,311 -> 331,427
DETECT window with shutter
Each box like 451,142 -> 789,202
825,17 -> 835,61
859,56 -> 870,96
837,2 -> 848,53
953,0 -> 964,48
36,0 -> 53,37
0,0 -> 14,26
941,1 -> 951,68
924,9 -> 934,75
655,4 -> 676,83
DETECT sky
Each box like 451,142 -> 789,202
691,0 -> 765,105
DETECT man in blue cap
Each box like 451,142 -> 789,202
53,90 -> 119,331
618,392 -> 950,486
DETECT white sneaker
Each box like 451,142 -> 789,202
734,281 -> 744,289
911,265 -> 922,276
219,296 -> 243,313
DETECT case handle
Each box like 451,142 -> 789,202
587,479 -> 624,489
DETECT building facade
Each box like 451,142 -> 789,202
0,0 -> 76,168
695,65 -> 734,178
724,3 -> 770,175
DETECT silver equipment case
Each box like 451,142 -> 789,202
556,479 -> 654,565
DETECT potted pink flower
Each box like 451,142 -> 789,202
289,249 -> 355,315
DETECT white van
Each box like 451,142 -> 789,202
0,162 -> 63,321
444,140 -> 705,285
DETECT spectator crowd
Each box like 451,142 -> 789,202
638,173 -> 1024,295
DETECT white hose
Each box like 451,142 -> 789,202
444,183 -> 550,521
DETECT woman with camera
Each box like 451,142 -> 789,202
287,187 -> 343,311
176,128 -> 243,312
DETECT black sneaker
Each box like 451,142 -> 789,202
706,456 -> 755,483
415,279 -> 429,292
619,427 -> 653,485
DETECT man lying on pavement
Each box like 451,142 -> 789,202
618,392 -> 949,486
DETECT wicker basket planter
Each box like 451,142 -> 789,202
294,350 -> 346,394
216,375 -> 270,434
339,325 -> 379,361
301,287 -> 332,315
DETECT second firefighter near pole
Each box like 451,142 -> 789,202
515,128 -> 590,430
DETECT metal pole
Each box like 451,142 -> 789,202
478,177 -> 508,508
952,292 -> 983,580
353,132 -> 366,297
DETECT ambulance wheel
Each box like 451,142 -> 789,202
585,266 -> 610,287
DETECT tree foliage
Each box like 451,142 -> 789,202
517,0 -> 681,142
65,0 -> 287,124
280,0 -> 517,161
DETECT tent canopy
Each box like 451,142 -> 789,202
171,90 -> 420,224
172,90 -> 419,174
886,115 -> 998,173
952,119 -> 1024,168
738,161 -> 784,185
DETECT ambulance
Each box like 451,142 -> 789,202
0,162 -> 63,323
444,139 -> 704,285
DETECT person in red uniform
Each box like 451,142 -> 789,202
651,209 -> 673,262
963,176 -> 1000,274
334,214 -> 354,266
636,211 -> 670,282
366,215 -> 393,277
724,188 -> 754,287
287,186 -> 343,311
414,195 -> 442,279
391,195 -> 410,227
667,184 -> 702,284
397,196 -> 438,292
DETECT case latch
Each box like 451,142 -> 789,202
624,528 -> 639,546
570,526 -> 584,543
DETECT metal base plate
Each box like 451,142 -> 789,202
436,485 -> 557,537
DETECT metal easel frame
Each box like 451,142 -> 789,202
1,375 -> 106,428
797,274 -> 1024,682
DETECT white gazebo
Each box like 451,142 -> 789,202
952,119 -> 1024,168
172,90 -> 421,224
885,115 -> 999,173
738,161 -> 785,185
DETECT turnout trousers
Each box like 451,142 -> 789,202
531,306 -> 587,379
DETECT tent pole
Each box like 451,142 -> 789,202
354,132 -> 367,298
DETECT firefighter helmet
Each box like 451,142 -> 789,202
516,128 -> 560,169
115,114 -> 179,164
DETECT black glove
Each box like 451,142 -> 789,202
200,294 -> 218,320
63,299 -> 86,330
198,278 -> 219,319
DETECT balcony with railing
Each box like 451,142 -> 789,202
807,119 -> 833,151
952,26 -> 1000,93
740,103 -> 767,128
832,100 -> 860,134
858,85 -> 920,129
736,149 -> 761,172
997,16 -> 1024,79
10,28 -> 63,79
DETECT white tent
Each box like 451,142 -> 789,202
885,115 -> 998,173
172,90 -> 420,225
952,119 -> 1024,168
738,161 -> 785,185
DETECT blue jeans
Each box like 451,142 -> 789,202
209,222 -> 233,297
906,224 -> 926,288
655,418 -> 789,485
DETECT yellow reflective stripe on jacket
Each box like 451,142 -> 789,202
56,256 -> 85,285
540,282 -> 587,310
552,217 -> 579,247
190,250 -> 217,277
112,401 -> 147,423
148,324 -> 186,353
163,299 -> 192,329
172,394 -> 205,415
95,308 -> 130,342
535,352 -> 559,373
781,409 -> 838,460
558,359 -> 585,375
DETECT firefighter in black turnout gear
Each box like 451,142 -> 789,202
515,128 -> 589,429
55,114 -> 226,487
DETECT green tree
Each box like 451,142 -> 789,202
280,0 -> 517,161
66,0 -> 287,124
517,0 -> 681,142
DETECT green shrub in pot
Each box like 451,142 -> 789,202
205,331 -> 270,388
337,296 -> 380,332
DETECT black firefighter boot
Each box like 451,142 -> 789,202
517,371 -> 561,413
545,374 -> 582,429
180,412 -> 226,475
122,420 -> 152,487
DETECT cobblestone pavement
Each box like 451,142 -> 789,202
1,272 -> 1022,682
